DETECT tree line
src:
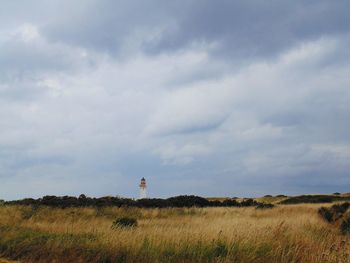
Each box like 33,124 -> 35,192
4,195 -> 269,208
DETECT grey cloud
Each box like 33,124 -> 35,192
148,0 -> 350,61
42,0 -> 179,56
1,38 -> 71,75
36,0 -> 350,62
0,1 -> 350,199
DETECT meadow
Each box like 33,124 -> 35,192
0,202 -> 349,262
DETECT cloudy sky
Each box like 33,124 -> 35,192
1,1 -> 350,200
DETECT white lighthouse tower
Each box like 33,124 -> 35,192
139,177 -> 147,199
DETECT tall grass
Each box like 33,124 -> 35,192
0,204 -> 349,262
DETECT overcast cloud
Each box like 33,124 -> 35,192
0,1 -> 350,200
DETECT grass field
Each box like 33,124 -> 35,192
0,204 -> 349,262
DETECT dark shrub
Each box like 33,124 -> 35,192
332,202 -> 350,214
276,195 -> 287,198
264,195 -> 272,198
280,195 -> 334,204
331,202 -> 350,221
318,207 -> 333,222
166,195 -> 210,207
221,199 -> 239,207
318,202 -> 350,223
137,198 -> 168,208
256,203 -> 275,209
5,194 -> 274,208
209,200 -> 222,207
333,192 -> 341,195
79,194 -> 87,199
112,217 -> 138,228
240,199 -> 257,207
340,214 -> 350,235
213,241 -> 228,257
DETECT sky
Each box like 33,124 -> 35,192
0,1 -> 350,200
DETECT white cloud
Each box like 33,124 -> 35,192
154,143 -> 211,165
13,24 -> 40,42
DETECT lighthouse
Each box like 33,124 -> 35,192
139,177 -> 147,199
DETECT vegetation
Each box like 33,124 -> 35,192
10,193 -> 350,208
0,204 -> 350,262
318,202 -> 350,223
112,217 -> 138,228
280,194 -> 350,204
318,202 -> 350,237
256,203 -> 275,209
318,207 -> 334,222
5,195 -> 266,208
340,214 -> 350,235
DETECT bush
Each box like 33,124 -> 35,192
340,214 -> 350,235
221,199 -> 239,207
166,195 -> 210,207
112,217 -> 137,228
318,202 -> 350,223
333,192 -> 341,195
332,202 -> 350,218
240,199 -> 258,207
281,195 -> 335,204
256,203 -> 275,209
5,194 -> 271,208
318,207 -> 333,222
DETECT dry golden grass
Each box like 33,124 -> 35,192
206,197 -> 231,202
255,196 -> 288,204
0,204 -> 349,262
0,259 -> 20,263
